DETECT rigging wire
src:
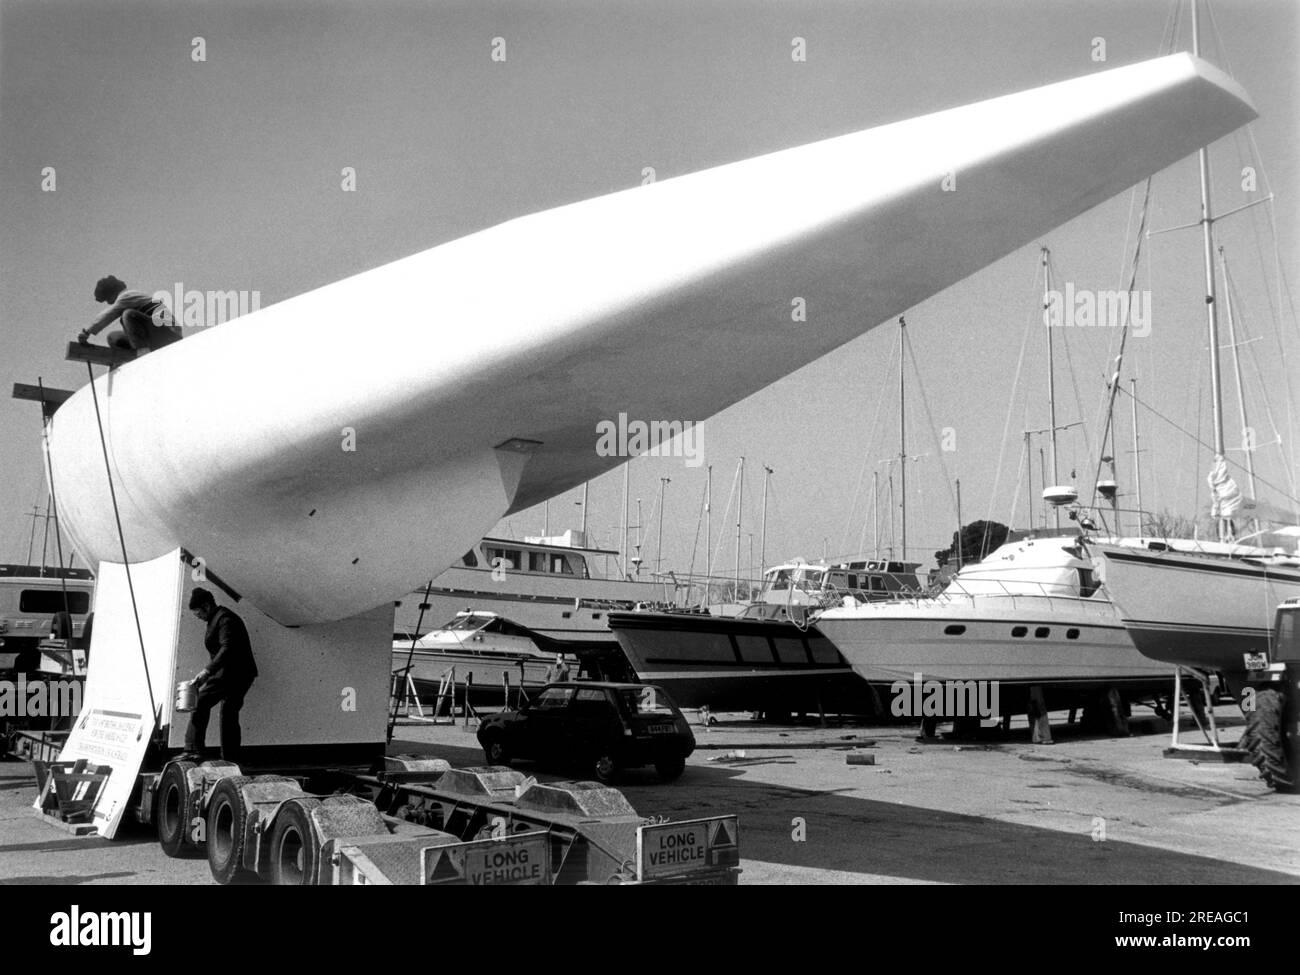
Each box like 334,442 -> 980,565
35,380 -> 72,625
985,258 -> 1044,527
84,363 -> 160,724
842,338 -> 898,555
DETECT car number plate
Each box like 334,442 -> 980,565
648,723 -> 675,734
1243,651 -> 1268,671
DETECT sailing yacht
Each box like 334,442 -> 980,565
1087,535 -> 1300,681
1086,2 -> 1300,690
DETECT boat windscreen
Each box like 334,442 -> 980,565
446,614 -> 491,631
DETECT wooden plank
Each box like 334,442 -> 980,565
12,382 -> 75,419
34,811 -> 98,836
65,341 -> 135,367
11,382 -> 73,404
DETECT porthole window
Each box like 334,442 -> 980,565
1011,626 -> 1028,637
1035,627 -> 1050,638
943,624 -> 967,636
1066,628 -> 1080,640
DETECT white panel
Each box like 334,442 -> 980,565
167,570 -> 392,748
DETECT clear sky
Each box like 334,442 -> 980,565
2,0 -> 1296,580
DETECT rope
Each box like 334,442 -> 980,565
1119,384 -> 1298,505
36,379 -> 72,621
843,338 -> 897,554
986,258 -> 1042,526
901,324 -> 959,518
1086,174 -> 1154,515
84,361 -> 159,721
685,475 -> 705,602
388,578 -> 436,741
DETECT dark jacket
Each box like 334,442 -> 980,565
204,606 -> 257,686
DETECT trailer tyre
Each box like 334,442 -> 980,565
267,798 -> 323,885
206,776 -> 255,885
157,760 -> 200,858
1243,687 -> 1293,791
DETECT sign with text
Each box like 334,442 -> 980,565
637,816 -> 740,881
422,832 -> 551,885
37,551 -> 181,837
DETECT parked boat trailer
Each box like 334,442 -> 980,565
139,755 -> 741,885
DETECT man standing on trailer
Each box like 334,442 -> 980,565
182,588 -> 258,761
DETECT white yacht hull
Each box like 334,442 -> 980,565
817,595 -> 1165,686
1090,542 -> 1300,676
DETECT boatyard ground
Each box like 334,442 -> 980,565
1,705 -> 1296,885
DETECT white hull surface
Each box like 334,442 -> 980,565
816,594 -> 1164,686
816,535 -> 1173,715
1089,540 -> 1300,677
43,56 -> 1255,625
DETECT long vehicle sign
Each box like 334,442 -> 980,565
637,816 -> 740,881
423,831 -> 552,885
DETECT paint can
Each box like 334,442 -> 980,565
175,680 -> 198,713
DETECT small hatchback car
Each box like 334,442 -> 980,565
477,681 -> 695,783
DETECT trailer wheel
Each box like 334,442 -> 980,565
157,760 -> 200,858
654,756 -> 686,781
206,776 -> 255,885
267,799 -> 322,885
1242,687 -> 1293,791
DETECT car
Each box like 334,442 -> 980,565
477,681 -> 695,784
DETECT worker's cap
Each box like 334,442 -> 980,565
188,587 -> 216,609
94,275 -> 126,301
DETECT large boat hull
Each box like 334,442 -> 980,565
605,611 -> 878,714
816,595 -> 1172,716
1090,542 -> 1300,677
395,565 -> 665,643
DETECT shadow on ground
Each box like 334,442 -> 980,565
392,731 -> 1297,885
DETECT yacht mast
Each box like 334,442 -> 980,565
1043,246 -> 1061,529
735,456 -> 744,598
656,476 -> 670,576
898,316 -> 907,561
621,463 -> 630,578
1130,378 -> 1143,536
872,471 -> 879,560
760,465 -> 772,579
705,465 -> 712,584
1193,2 -> 1228,471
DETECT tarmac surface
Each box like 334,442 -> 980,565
1,706 -> 1297,885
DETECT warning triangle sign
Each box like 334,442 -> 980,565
708,818 -> 736,849
424,847 -> 464,885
